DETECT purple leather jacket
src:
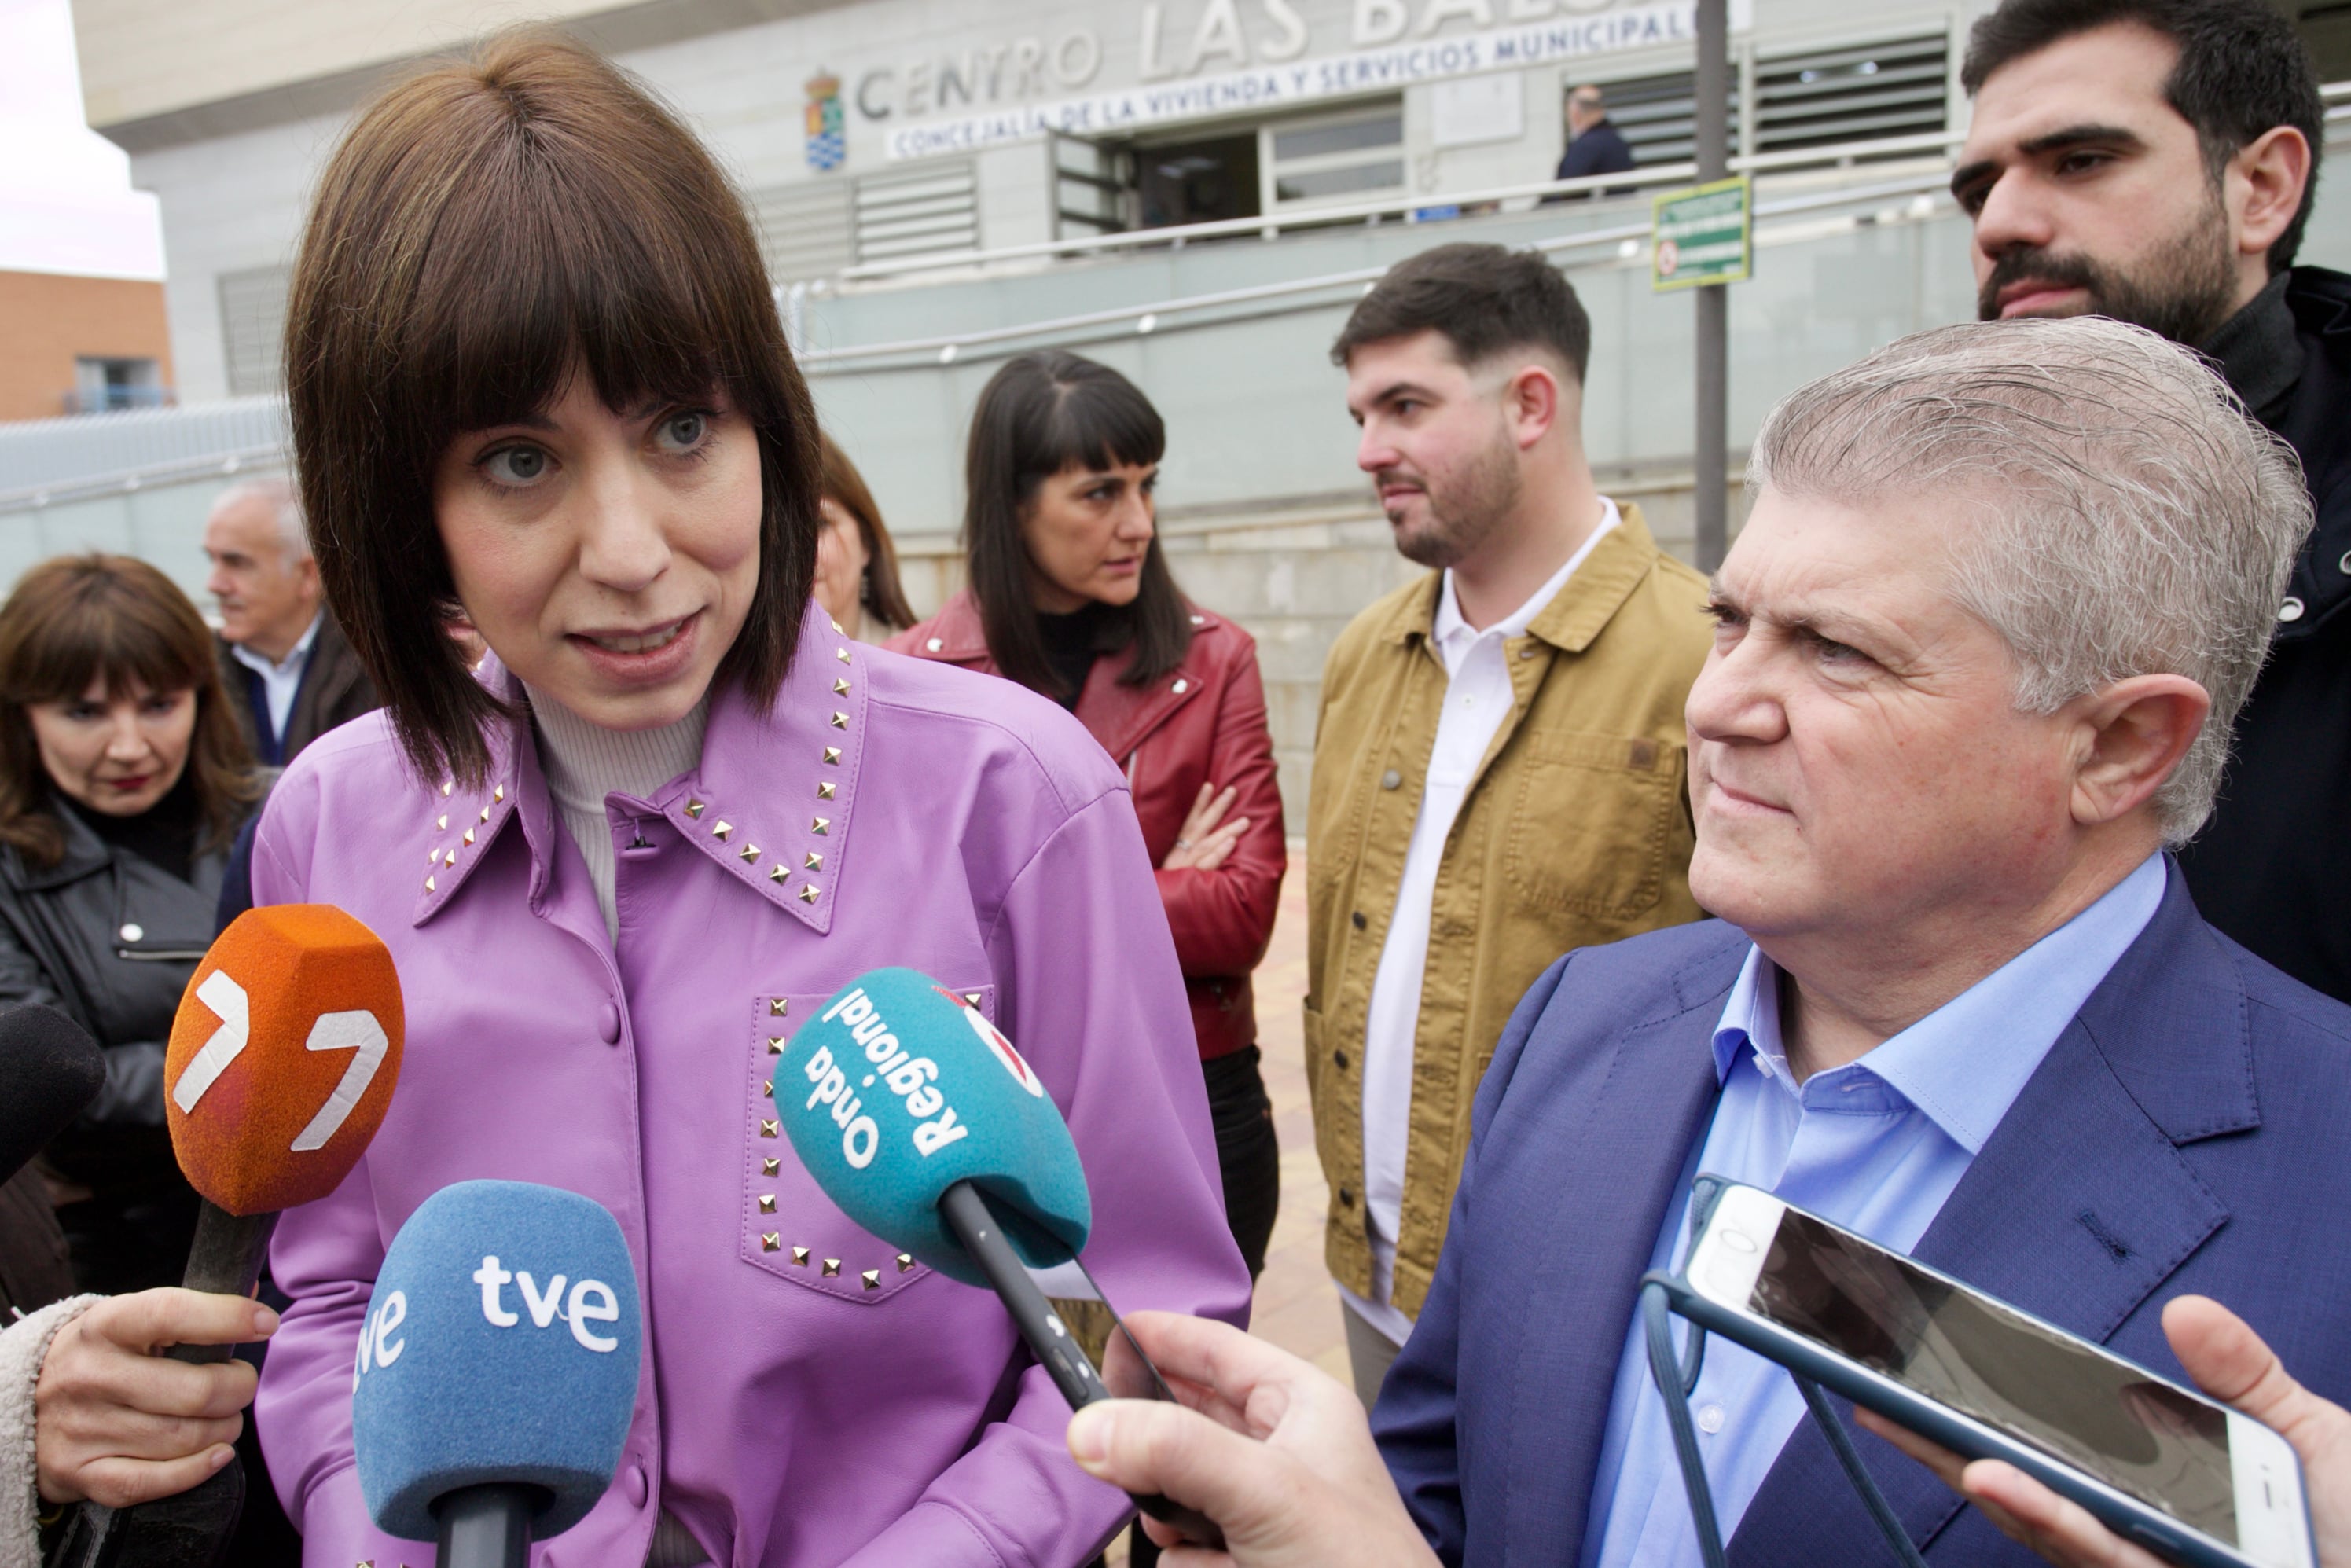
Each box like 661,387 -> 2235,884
251,608 -> 1251,1566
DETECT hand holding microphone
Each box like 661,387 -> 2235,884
1066,1312 -> 1438,1568
779,969 -> 1224,1549
351,1180 -> 641,1568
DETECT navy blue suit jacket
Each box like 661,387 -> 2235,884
1373,865 -> 2351,1565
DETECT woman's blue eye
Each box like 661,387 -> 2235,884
484,446 -> 548,486
656,412 -> 708,452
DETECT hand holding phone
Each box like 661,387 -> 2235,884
1860,1295 -> 2351,1568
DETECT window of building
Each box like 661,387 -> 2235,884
1265,103 -> 1406,210
218,266 -> 290,398
1138,131 -> 1262,228
1753,33 -> 1950,156
1051,132 -> 1134,240
851,159 -> 981,266
69,357 -> 164,415
751,178 -> 855,283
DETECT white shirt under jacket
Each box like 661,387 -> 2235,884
1343,497 -> 1622,1346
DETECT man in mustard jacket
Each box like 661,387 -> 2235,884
1306,243 -> 1712,1401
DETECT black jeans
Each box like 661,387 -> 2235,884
1203,1045 -> 1279,1280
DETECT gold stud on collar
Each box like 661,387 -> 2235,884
822,747 -> 842,766
493,785 -> 505,803
833,678 -> 851,696
830,712 -> 848,730
712,820 -> 734,841
462,828 -> 476,846
685,799 -> 706,819
760,1078 -> 773,1097
804,851 -> 824,871
896,1253 -> 914,1272
792,1245 -> 810,1265
479,806 -> 491,823
770,997 -> 789,1016
760,1118 -> 779,1138
821,1258 -> 841,1277
435,813 -> 448,831
762,1232 -> 781,1252
817,781 -> 836,800
964,992 -> 983,1006
443,850 -> 457,867
836,646 -> 851,664
767,1036 -> 785,1053
424,876 -> 435,893
428,846 -> 441,865
737,843 -> 759,862
810,817 -> 830,835
861,1269 -> 880,1291
762,1156 -> 781,1176
441,781 -> 454,797
769,865 -> 788,883
758,1194 -> 776,1214
799,883 -> 820,904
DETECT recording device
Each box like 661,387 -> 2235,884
352,1180 -> 641,1568
0,1003 -> 105,1185
781,969 -> 1224,1550
47,906 -> 407,1568
1669,1178 -> 2314,1568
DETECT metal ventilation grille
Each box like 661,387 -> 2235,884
751,180 -> 855,284
217,266 -> 290,398
1579,71 -> 1739,168
853,160 -> 980,266
1754,33 -> 1950,155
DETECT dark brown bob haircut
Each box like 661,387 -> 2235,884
963,351 -> 1190,700
287,30 -> 820,787
817,432 -> 917,633
1332,242 -> 1592,382
0,555 -> 263,869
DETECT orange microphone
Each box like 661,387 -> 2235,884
48,906 -> 406,1568
163,902 -> 405,1297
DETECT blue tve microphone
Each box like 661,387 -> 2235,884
783,970 -> 1221,1549
351,1181 -> 641,1568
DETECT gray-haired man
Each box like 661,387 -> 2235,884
1060,316 -> 2351,1568
203,478 -> 376,766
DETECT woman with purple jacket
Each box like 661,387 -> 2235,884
247,33 -> 1248,1568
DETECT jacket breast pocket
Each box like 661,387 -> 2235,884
738,985 -> 990,1303
1501,731 -> 1681,921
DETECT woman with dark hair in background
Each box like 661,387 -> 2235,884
253,36 -> 1246,1567
893,351 -> 1287,1283
0,554 -> 264,1297
815,431 -> 918,642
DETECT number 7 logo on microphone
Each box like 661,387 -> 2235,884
165,905 -> 406,1217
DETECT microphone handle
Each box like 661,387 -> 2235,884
936,1181 -> 1226,1552
434,1482 -> 535,1568
166,1202 -> 279,1366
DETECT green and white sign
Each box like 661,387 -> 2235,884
1651,176 -> 1752,291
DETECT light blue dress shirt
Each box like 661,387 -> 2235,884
1581,854 -> 2169,1568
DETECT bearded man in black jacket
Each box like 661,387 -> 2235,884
1953,0 -> 2351,1003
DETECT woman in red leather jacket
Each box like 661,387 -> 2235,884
891,350 -> 1285,1280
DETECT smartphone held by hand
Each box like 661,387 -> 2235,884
1669,1178 -> 2315,1568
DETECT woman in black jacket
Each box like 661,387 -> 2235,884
0,554 -> 263,1295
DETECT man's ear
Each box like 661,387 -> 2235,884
2230,126 -> 2311,261
1504,363 -> 1562,451
2069,674 -> 2210,828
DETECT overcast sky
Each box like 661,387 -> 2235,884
0,0 -> 164,278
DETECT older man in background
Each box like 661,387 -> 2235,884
203,479 -> 375,766
1071,318 -> 2351,1568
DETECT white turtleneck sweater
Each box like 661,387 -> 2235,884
523,685 -> 711,1565
524,685 -> 709,942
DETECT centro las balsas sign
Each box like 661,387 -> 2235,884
883,0 -> 1750,160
